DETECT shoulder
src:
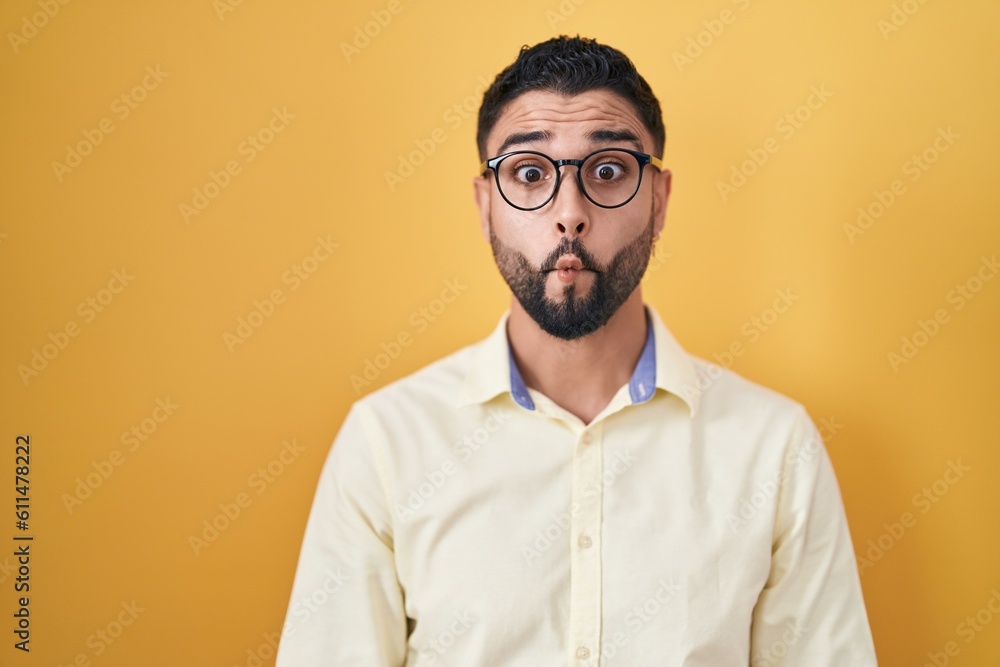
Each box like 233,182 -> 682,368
686,354 -> 811,433
682,357 -> 833,491
354,337 -> 480,416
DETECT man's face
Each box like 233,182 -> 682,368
473,89 -> 671,340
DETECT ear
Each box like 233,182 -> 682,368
651,168 -> 671,239
472,174 -> 492,242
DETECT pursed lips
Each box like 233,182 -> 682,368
545,255 -> 589,272
545,254 -> 597,283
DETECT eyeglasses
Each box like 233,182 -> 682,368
479,147 -> 664,211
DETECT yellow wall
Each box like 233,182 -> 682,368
1,1 -> 998,664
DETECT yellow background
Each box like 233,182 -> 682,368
2,0 -> 998,664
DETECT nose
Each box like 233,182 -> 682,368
549,165 -> 590,239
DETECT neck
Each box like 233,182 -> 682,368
506,290 -> 648,425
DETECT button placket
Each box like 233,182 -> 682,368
568,428 -> 602,664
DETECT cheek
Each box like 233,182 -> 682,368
490,212 -> 546,258
629,187 -> 655,215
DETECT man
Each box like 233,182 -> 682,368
275,36 -> 877,665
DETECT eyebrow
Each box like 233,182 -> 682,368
588,129 -> 643,152
494,128 -> 644,156
496,130 -> 551,155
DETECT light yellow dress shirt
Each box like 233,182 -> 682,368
275,303 -> 877,666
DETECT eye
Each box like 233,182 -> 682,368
592,161 -> 625,181
510,161 -> 549,185
515,165 -> 543,183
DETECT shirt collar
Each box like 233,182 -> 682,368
457,303 -> 699,417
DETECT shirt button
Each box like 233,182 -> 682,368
581,433 -> 592,444
578,535 -> 592,549
576,646 -> 590,659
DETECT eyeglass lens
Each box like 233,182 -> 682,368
495,150 -> 642,209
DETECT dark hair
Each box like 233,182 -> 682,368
476,36 -> 665,161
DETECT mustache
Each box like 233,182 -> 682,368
538,238 -> 602,273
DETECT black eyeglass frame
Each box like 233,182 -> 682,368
479,147 -> 665,211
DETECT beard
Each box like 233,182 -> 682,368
488,213 -> 656,341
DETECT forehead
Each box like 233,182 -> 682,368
485,89 -> 653,156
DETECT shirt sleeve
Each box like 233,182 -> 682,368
275,401 -> 408,666
749,406 -> 878,665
